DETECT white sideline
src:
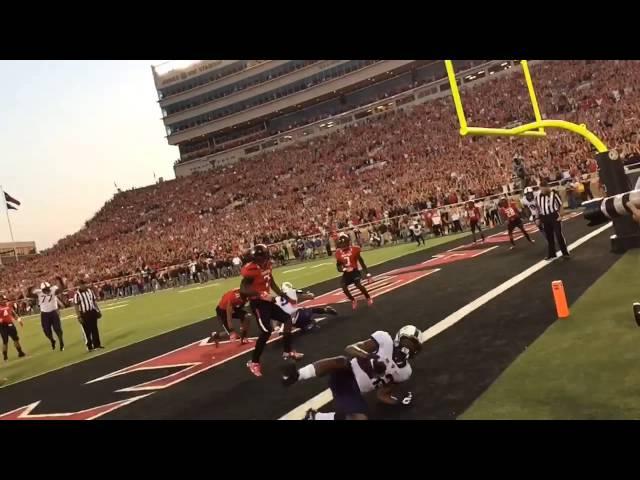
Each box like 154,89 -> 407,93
279,222 -> 613,420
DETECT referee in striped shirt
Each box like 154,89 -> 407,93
74,278 -> 103,351
538,179 -> 570,260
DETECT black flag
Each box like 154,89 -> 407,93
4,191 -> 20,210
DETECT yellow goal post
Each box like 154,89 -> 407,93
444,60 -> 608,153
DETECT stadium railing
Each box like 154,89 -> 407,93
79,173 -> 606,293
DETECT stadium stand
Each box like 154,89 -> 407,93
2,60 -> 640,300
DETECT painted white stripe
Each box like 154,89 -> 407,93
100,304 -> 128,312
178,283 -> 220,294
279,222 -> 612,420
310,262 -> 332,269
283,267 -> 307,274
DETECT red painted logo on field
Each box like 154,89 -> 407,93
0,395 -> 150,420
88,338 -> 255,392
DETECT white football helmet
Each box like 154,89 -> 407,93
394,325 -> 422,358
40,282 -> 51,290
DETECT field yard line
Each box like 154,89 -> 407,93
178,283 -> 220,294
279,222 -> 612,420
101,304 -> 129,312
310,262 -> 332,269
283,267 -> 307,274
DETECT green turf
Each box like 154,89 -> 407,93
0,233 -> 470,388
460,249 -> 640,419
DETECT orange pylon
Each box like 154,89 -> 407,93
552,280 -> 570,319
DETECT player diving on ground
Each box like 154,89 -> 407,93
281,325 -> 421,420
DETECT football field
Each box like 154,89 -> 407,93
1,213 -> 639,420
0,232 -> 469,388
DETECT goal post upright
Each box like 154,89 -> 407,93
443,60 -> 607,149
443,59 -> 640,252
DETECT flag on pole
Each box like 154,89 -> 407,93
3,191 -> 20,210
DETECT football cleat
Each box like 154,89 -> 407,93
247,361 -> 262,377
207,332 -> 220,346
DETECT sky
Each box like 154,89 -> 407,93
0,60 -> 179,250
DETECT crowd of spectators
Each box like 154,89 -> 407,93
2,60 -> 639,299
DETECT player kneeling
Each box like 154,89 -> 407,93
208,288 -> 250,346
275,282 -> 337,334
281,325 -> 421,420
335,233 -> 373,310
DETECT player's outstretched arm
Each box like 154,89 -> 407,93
345,338 -> 378,360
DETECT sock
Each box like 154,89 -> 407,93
315,412 -> 335,421
298,364 -> 316,380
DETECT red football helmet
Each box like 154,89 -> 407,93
336,233 -> 351,249
252,244 -> 270,266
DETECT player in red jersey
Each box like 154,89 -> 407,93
466,201 -> 485,243
240,244 -> 301,377
208,288 -> 250,346
0,296 -> 26,361
335,233 -> 373,310
498,198 -> 534,250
